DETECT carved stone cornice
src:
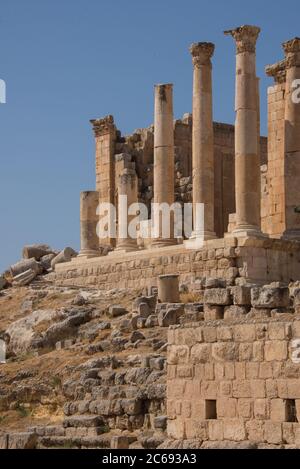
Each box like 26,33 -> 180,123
282,38 -> 300,69
224,25 -> 261,54
265,59 -> 287,84
189,42 -> 215,68
90,115 -> 115,137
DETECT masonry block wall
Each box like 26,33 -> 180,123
167,317 -> 300,446
261,83 -> 286,236
54,237 -> 300,290
93,115 -> 268,240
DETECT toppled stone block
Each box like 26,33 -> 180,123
145,315 -> 159,328
158,305 -> 184,327
137,317 -> 147,329
10,258 -> 41,277
154,416 -> 167,430
204,288 -> 231,306
51,247 -> 78,270
108,305 -> 128,318
132,296 -> 157,313
137,303 -> 151,319
12,269 -> 37,286
63,416 -> 103,428
130,331 -> 145,343
22,244 -> 55,260
7,432 -> 37,449
40,253 -> 56,271
251,287 -> 290,309
0,275 -> 7,291
205,278 -> 227,289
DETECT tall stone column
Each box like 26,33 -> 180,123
225,25 -> 262,237
116,169 -> 139,252
189,42 -> 216,241
90,116 -> 116,249
152,84 -> 176,247
282,38 -> 300,238
79,191 -> 100,258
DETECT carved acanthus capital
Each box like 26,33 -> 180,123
90,115 -> 115,137
265,59 -> 287,84
189,42 -> 215,67
224,25 -> 261,54
282,38 -> 300,69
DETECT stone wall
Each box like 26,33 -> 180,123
167,315 -> 300,447
94,116 -> 267,239
53,238 -> 300,291
261,83 -> 286,237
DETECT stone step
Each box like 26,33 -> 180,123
38,435 -> 111,449
63,415 -> 103,429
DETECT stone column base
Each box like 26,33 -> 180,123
229,225 -> 266,239
78,249 -> 100,259
282,230 -> 300,241
151,239 -> 178,249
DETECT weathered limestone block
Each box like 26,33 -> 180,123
265,341 -> 288,362
10,258 -> 41,277
158,305 -> 184,327
108,305 -> 128,318
22,244 -> 54,260
212,343 -> 238,362
40,253 -> 56,271
63,416 -> 103,428
231,286 -> 252,305
168,345 -> 190,365
51,247 -> 78,270
0,275 -> 7,290
12,269 -> 37,286
7,432 -> 37,449
190,344 -> 211,364
132,296 -> 157,313
251,287 -> 290,309
204,305 -> 224,321
204,288 -> 231,305
224,305 -> 248,320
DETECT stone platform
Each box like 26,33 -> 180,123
53,237 -> 300,290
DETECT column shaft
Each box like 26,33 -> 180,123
79,191 -> 100,258
225,25 -> 262,237
152,84 -> 176,247
190,42 -> 216,240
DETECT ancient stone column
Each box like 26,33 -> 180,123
225,25 -> 262,237
90,116 -> 117,249
79,191 -> 100,258
116,169 -> 139,252
282,38 -> 300,238
158,274 -> 180,303
189,42 -> 216,240
152,84 -> 176,247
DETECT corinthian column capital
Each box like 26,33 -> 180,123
189,42 -> 215,68
224,25 -> 260,54
282,37 -> 300,69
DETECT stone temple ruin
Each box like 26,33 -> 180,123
2,25 -> 300,450
45,25 -> 300,448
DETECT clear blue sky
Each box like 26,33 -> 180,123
0,0 -> 299,272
